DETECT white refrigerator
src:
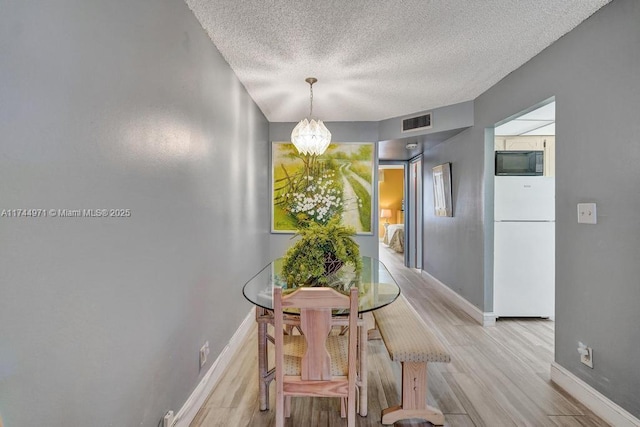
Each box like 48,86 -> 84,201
494,176 -> 555,318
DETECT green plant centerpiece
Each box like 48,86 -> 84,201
281,216 -> 362,290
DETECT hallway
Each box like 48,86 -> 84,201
192,246 -> 606,426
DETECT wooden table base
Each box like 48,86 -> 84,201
380,361 -> 444,425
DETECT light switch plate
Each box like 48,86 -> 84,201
577,203 -> 597,224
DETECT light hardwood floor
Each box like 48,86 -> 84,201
191,245 -> 607,427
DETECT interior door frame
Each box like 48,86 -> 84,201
407,155 -> 423,269
378,160 -> 407,259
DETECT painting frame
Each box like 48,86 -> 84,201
271,141 -> 375,235
432,163 -> 453,217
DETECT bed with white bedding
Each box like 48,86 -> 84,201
383,224 -> 404,253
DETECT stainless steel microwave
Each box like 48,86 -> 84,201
495,151 -> 544,176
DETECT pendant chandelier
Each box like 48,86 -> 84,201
291,77 -> 331,156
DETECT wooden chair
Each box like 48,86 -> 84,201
274,286 -> 359,426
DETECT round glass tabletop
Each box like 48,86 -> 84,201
242,256 -> 401,314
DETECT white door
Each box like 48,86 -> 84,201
504,136 -> 545,150
494,221 -> 555,317
494,177 -> 555,221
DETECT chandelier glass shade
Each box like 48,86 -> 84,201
291,118 -> 331,156
291,77 -> 331,156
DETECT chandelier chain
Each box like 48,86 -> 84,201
309,81 -> 314,118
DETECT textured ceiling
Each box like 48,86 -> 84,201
185,0 -> 609,122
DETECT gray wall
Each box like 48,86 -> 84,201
421,126 -> 486,309
422,0 -> 640,416
0,1 -> 270,426
2,0 -> 638,423
378,100 -> 474,142
268,122 -> 381,258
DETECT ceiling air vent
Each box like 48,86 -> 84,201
402,113 -> 432,133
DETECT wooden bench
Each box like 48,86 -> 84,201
373,297 -> 451,425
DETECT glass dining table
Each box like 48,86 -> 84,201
242,256 -> 401,416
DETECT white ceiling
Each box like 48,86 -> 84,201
495,102 -> 556,136
185,0 -> 609,122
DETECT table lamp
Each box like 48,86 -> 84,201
380,209 -> 392,229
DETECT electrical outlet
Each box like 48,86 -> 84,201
577,203 -> 597,224
163,410 -> 174,427
578,342 -> 593,368
199,341 -> 210,368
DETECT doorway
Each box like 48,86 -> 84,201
378,163 -> 405,258
377,156 -> 423,270
492,99 -> 556,319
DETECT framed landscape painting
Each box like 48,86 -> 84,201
271,142 -> 375,234
432,162 -> 453,217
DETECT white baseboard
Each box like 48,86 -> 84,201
173,310 -> 254,427
550,362 -> 640,427
420,270 -> 496,327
